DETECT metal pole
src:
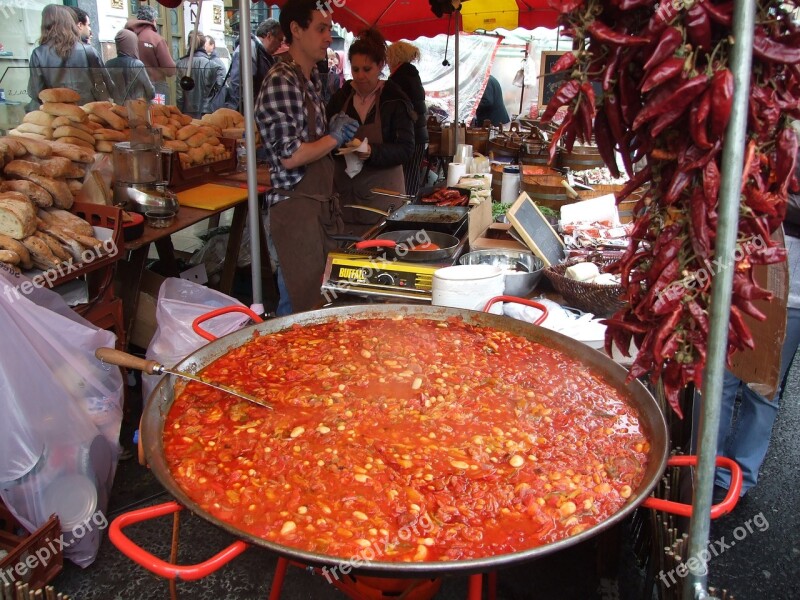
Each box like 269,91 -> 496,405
238,0 -> 265,312
683,0 -> 756,597
454,8 -> 460,132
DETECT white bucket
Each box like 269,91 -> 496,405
432,264 -> 505,314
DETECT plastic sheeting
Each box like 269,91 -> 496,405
0,267 -> 123,567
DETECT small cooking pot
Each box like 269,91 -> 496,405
355,230 -> 459,262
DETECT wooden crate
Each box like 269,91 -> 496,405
0,501 -> 63,590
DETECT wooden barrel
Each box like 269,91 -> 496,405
487,122 -> 523,162
576,183 -> 625,200
520,140 -> 556,167
466,121 -> 491,155
576,184 -> 644,223
492,164 -> 560,202
521,174 -> 578,212
560,145 -> 606,171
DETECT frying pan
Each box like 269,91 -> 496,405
354,229 -> 460,262
347,202 -> 469,234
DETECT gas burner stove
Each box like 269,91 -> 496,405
321,224 -> 469,303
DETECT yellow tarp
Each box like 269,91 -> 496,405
461,0 -> 520,31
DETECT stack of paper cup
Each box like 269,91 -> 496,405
446,162 -> 467,187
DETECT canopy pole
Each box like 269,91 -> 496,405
454,7 -> 460,133
238,0 -> 264,313
683,0 -> 755,597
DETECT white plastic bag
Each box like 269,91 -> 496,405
141,278 -> 252,401
0,268 -> 123,568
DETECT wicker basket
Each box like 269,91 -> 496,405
543,260 -> 626,317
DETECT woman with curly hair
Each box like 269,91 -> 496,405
327,28 -> 415,234
27,4 -> 114,107
388,41 -> 428,196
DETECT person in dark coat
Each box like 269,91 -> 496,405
106,29 -> 155,104
327,28 -> 415,234
125,5 -> 177,102
175,31 -> 217,118
224,19 -> 283,112
388,40 -> 428,196
476,75 -> 510,126
204,36 -> 227,92
27,4 -> 114,108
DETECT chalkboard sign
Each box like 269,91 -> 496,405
538,52 -> 569,108
506,192 -> 565,267
538,51 -> 602,111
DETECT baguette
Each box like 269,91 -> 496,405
38,208 -> 94,237
0,195 -> 37,239
39,88 -> 81,104
24,174 -> 74,209
0,233 -> 32,269
40,225 -> 84,261
34,230 -> 72,262
0,180 -> 53,208
22,235 -> 61,269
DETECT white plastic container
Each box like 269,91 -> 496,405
432,264 -> 505,314
501,165 -> 521,203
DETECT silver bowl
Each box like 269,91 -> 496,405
459,249 -> 544,297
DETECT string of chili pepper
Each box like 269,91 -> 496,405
542,0 -> 800,416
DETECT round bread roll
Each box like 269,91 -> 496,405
39,88 -> 81,104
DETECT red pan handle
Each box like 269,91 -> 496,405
355,239 -> 398,250
192,306 -> 264,341
482,296 -> 549,325
109,501 -> 248,580
642,456 -> 742,519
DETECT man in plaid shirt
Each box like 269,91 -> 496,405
255,0 -> 359,315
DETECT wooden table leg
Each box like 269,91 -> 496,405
154,236 -> 180,277
218,203 -> 247,295
118,245 -> 149,351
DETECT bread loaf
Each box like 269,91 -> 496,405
39,88 -> 81,104
23,111 -> 56,128
22,235 -> 61,269
9,130 -> 47,141
38,208 -> 94,237
11,136 -> 53,159
46,141 -> 95,164
51,116 -> 94,133
16,123 -> 54,138
87,105 -> 127,130
56,136 -> 95,150
0,138 -> 29,158
34,231 -> 72,262
0,249 -> 20,266
24,174 -> 74,209
93,128 -> 127,142
185,132 -> 208,148
41,102 -> 87,122
177,125 -> 199,141
4,160 -> 44,179
66,179 -> 83,194
0,180 -> 53,208
164,140 -> 189,152
53,125 -> 96,146
95,140 -> 114,153
0,233 -> 32,268
0,195 -> 37,239
23,155 -> 73,178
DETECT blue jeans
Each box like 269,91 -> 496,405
712,307 -> 800,493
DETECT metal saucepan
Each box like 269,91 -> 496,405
354,229 -> 460,262
125,303 -> 671,576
